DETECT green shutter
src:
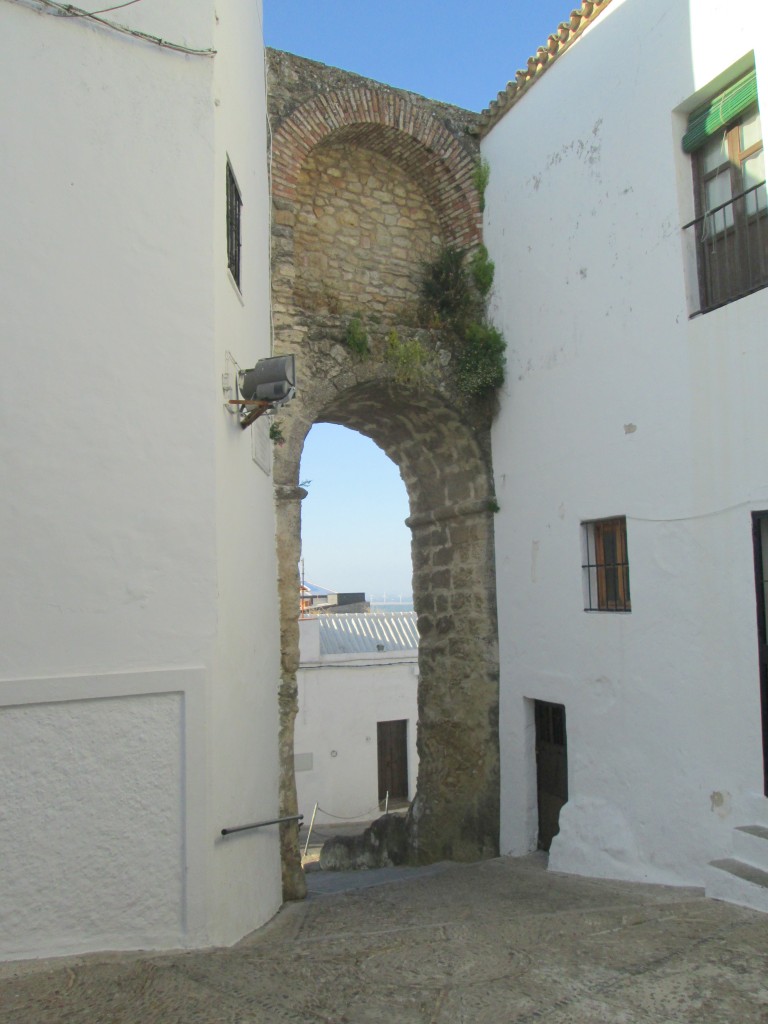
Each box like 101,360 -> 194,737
682,71 -> 759,153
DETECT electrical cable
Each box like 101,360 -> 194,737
627,496 -> 768,525
77,0 -> 144,14
8,0 -> 216,56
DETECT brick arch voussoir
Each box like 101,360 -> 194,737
272,368 -> 493,527
272,86 -> 481,250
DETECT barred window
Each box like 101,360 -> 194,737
582,517 -> 630,612
226,161 -> 242,290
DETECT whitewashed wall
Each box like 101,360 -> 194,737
0,0 -> 281,959
294,619 -> 419,826
485,0 -> 768,886
208,0 -> 282,949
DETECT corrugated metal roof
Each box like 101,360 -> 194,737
318,612 -> 419,656
302,580 -> 333,596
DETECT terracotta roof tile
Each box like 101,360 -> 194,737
477,0 -> 614,136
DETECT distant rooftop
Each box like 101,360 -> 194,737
301,581 -> 332,597
318,612 -> 419,656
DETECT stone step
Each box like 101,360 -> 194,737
742,793 -> 768,827
706,858 -> 768,914
733,825 -> 768,869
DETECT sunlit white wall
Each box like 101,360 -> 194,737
294,619 -> 419,826
0,0 -> 281,959
485,0 -> 768,886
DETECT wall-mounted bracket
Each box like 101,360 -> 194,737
227,398 -> 271,429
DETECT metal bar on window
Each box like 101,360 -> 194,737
682,180 -> 766,229
683,180 -> 768,314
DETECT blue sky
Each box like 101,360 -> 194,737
299,425 -> 413,600
265,1 -> 574,598
265,1 -> 578,112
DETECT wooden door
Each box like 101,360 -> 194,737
535,700 -> 568,851
377,719 -> 408,803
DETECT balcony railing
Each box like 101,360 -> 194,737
683,180 -> 768,315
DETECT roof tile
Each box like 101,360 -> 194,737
477,0 -> 614,137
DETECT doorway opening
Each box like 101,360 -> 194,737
377,719 -> 409,809
534,700 -> 568,851
751,512 -> 768,795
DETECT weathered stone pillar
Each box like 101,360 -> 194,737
267,52 -> 501,881
274,484 -> 307,901
407,499 -> 500,863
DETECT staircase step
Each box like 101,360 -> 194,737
742,794 -> 768,827
706,858 -> 768,914
733,825 -> 768,868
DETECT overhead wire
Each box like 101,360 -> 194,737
8,0 -> 216,56
76,0 -> 144,14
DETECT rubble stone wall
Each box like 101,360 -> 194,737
267,51 -> 500,899
294,142 -> 441,321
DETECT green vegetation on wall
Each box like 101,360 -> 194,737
335,163 -> 505,404
418,236 -> 505,402
384,330 -> 434,386
268,420 -> 285,445
344,313 -> 369,357
472,158 -> 491,213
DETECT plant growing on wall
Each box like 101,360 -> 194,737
455,322 -> 506,399
419,237 -> 505,401
344,313 -> 369,357
469,245 -> 495,298
384,330 -> 434,386
472,158 -> 491,213
420,246 -> 478,328
268,420 -> 285,445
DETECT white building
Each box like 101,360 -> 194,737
295,614 -> 419,827
485,0 -> 768,909
0,0 -> 283,958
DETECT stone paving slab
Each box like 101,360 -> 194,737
1,855 -> 767,1023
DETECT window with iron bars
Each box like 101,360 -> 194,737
682,72 -> 768,315
226,161 -> 242,290
582,517 -> 631,612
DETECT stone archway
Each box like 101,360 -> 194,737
267,52 -> 500,899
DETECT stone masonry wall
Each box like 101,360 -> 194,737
268,50 -> 481,336
294,142 -> 441,321
267,51 -> 500,898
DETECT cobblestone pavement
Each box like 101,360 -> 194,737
2,855 -> 768,1023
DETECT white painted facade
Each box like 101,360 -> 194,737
0,0 -> 282,959
295,616 -> 419,827
485,0 -> 768,898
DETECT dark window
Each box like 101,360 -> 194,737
582,517 -> 631,612
683,73 -> 768,314
226,161 -> 242,289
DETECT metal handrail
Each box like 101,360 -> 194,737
682,180 -> 767,230
221,814 -> 303,837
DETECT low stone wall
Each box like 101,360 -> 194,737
319,815 -> 409,871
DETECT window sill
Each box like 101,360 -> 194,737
689,278 -> 768,318
583,608 -> 632,614
227,268 -> 244,305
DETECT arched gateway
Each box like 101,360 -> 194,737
268,52 -> 500,898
